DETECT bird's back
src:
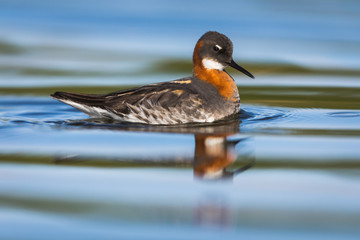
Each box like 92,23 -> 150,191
51,76 -> 240,124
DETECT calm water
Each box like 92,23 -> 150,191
1,1 -> 360,239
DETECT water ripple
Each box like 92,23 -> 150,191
328,111 -> 360,118
1,96 -> 360,135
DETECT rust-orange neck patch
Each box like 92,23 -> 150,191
192,41 -> 238,101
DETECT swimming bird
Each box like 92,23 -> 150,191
51,31 -> 254,125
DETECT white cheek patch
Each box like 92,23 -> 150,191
202,58 -> 225,70
204,137 -> 225,157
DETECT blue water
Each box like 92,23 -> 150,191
1,1 -> 360,240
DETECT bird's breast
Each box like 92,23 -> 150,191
193,68 -> 239,102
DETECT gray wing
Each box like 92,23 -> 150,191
104,80 -> 214,124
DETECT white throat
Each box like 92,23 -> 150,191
202,58 -> 225,71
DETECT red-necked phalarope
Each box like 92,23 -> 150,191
51,31 -> 254,125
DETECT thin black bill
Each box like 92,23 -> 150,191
228,59 -> 255,79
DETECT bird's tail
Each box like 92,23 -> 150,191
51,92 -> 105,106
51,92 -> 108,117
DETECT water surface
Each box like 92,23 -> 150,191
1,1 -> 360,239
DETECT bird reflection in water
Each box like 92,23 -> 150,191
193,134 -> 254,180
53,118 -> 255,230
55,116 -> 255,180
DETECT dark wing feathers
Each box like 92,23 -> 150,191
104,80 -> 200,114
52,79 -> 201,115
51,91 -> 105,107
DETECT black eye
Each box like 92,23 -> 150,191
213,45 -> 220,52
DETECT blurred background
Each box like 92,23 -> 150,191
1,0 -> 360,90
0,1 -> 360,240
